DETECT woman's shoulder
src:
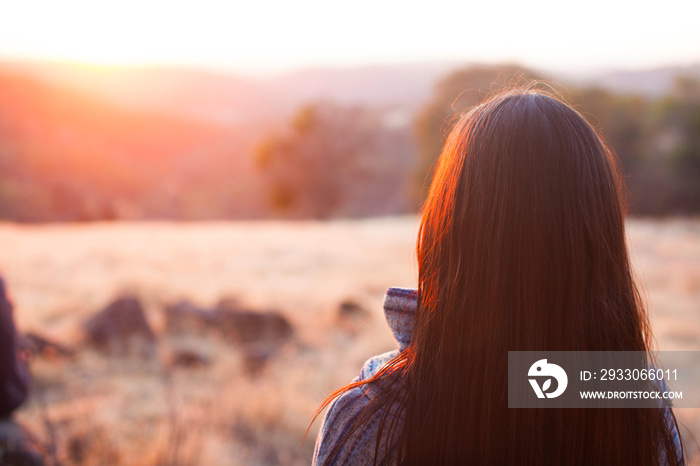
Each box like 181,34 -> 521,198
312,350 -> 402,465
358,349 -> 400,384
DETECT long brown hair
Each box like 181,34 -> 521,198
314,87 -> 682,465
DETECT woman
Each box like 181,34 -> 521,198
312,88 -> 684,465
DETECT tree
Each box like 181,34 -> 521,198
652,76 -> 700,213
413,64 -> 543,204
571,88 -> 650,170
255,103 -> 413,219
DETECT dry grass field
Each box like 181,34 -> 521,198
0,217 -> 698,465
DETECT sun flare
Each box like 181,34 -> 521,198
0,0 -> 699,72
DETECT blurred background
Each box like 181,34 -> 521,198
0,0 -> 699,464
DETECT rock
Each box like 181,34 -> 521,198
336,299 -> 370,334
168,348 -> 210,369
241,344 -> 276,377
220,309 -> 293,377
216,308 -> 294,346
338,299 -> 369,319
166,298 -> 295,347
21,332 -> 74,359
163,300 -> 218,335
163,298 -> 294,376
216,297 -> 243,313
83,297 -> 156,356
216,298 -> 293,345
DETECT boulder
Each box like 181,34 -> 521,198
21,332 -> 74,359
168,348 -> 210,369
216,309 -> 294,346
163,298 -> 294,376
336,299 -> 370,334
163,300 -> 217,335
241,344 -> 276,377
83,297 -> 156,356
165,298 -> 295,347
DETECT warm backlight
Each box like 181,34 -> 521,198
0,0 -> 699,73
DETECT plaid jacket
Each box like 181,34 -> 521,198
313,287 -> 684,465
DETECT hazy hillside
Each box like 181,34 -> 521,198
0,62 -> 422,222
4,61 -> 456,125
0,68 -> 268,221
5,63 -> 286,125
265,62 -> 458,112
566,63 -> 700,96
0,59 -> 698,222
9,60 -> 699,123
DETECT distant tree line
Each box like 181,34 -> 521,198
1,64 -> 698,221
413,65 -> 700,215
255,103 -> 414,219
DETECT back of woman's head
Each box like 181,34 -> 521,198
401,88 -> 678,465
417,88 -> 645,354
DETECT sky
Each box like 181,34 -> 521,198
1,0 -> 699,75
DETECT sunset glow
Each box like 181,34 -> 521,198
1,0 -> 699,73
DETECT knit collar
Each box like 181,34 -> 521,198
382,287 -> 418,352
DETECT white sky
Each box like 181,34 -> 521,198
0,0 -> 699,74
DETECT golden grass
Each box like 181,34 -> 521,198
1,216 -> 698,465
